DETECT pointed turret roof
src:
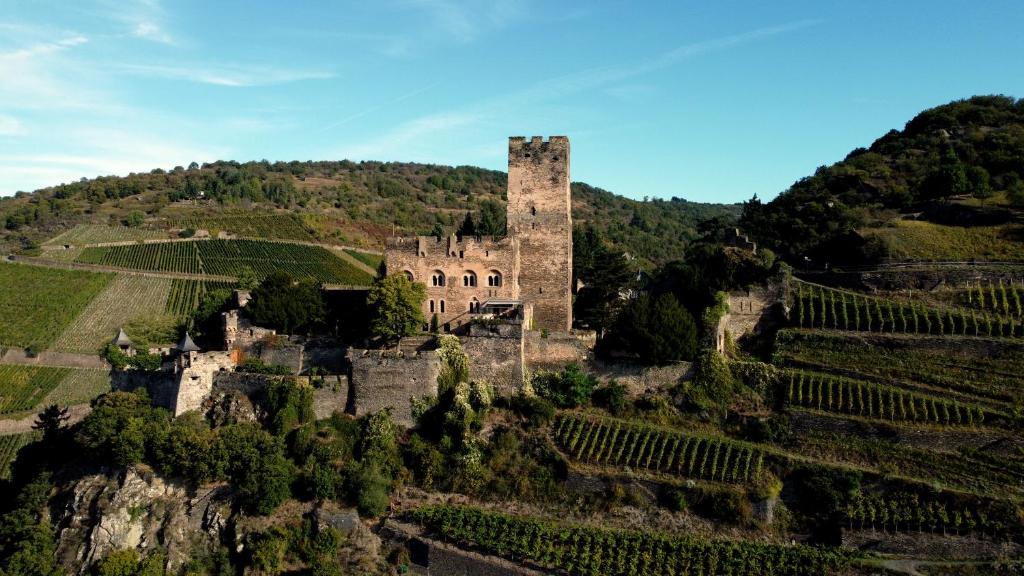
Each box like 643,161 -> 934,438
176,332 -> 200,353
112,328 -> 133,347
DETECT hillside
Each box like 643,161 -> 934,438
741,95 -> 1024,264
0,160 -> 738,269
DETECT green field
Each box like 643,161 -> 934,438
76,239 -> 373,284
43,224 -> 167,246
40,369 -> 111,407
0,263 -> 112,350
0,432 -> 40,480
166,279 -> 237,317
52,274 -> 175,354
343,248 -> 383,271
170,212 -> 316,241
0,365 -> 70,414
864,220 -> 1024,261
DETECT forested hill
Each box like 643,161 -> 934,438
0,159 -> 738,268
741,95 -> 1024,264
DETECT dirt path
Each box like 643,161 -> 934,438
0,349 -> 108,369
0,404 -> 91,435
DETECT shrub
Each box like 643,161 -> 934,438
591,380 -> 628,415
508,393 -> 556,428
532,363 -> 597,408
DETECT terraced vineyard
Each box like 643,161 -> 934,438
0,366 -> 70,415
773,329 -> 1024,406
956,280 -> 1024,319
169,212 -> 316,241
52,274 -> 174,354
43,224 -> 167,246
165,279 -> 236,317
553,412 -> 765,483
792,280 -> 1023,338
780,369 -> 1005,427
842,491 -> 1009,536
410,505 -> 853,576
0,263 -> 112,350
76,239 -> 373,284
0,432 -> 40,480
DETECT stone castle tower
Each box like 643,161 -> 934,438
385,135 -> 573,333
507,136 -> 573,332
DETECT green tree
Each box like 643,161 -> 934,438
366,274 -> 425,344
236,266 -> 260,290
247,272 -> 325,333
476,200 -> 506,236
125,210 -> 145,227
605,293 -> 697,365
967,165 -> 993,205
532,363 -> 597,408
32,404 -> 69,443
456,212 -> 476,236
573,225 -> 634,334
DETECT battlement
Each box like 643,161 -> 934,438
509,136 -> 569,159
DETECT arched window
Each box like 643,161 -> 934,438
487,270 -> 503,287
429,300 -> 435,313
469,298 -> 480,313
403,270 -> 414,282
462,271 -> 477,287
430,270 -> 445,287
440,300 -> 446,313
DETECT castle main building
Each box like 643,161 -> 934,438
385,136 -> 573,333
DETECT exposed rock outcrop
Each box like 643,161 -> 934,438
53,468 -> 232,573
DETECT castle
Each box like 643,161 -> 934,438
386,136 -> 574,333
116,136 -> 592,427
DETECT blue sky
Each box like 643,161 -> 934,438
1,1 -> 1022,203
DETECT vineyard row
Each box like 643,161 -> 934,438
793,281 -> 1022,338
553,413 -> 765,484
411,505 -> 851,576
781,369 -> 1005,427
842,492 -> 1007,537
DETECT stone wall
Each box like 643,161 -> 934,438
523,330 -> 591,374
222,309 -> 276,352
386,234 -> 516,331
461,322 -> 525,396
111,370 -> 178,411
716,275 -> 788,353
382,521 -> 545,576
347,348 -> 440,427
507,136 -> 573,332
172,351 -> 234,416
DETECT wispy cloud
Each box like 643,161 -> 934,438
113,62 -> 334,87
319,82 -> 440,133
103,0 -> 177,45
334,111 -> 480,160
0,115 -> 23,136
131,21 -> 174,44
333,20 -> 821,160
0,129 -> 225,192
400,0 -> 529,44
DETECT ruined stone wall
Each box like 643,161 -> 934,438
506,136 -> 573,332
222,309 -> 276,352
111,370 -> 178,412
347,348 -> 439,427
716,276 -> 787,352
173,351 -> 234,416
461,322 -> 525,396
523,330 -> 591,374
386,234 -> 516,331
